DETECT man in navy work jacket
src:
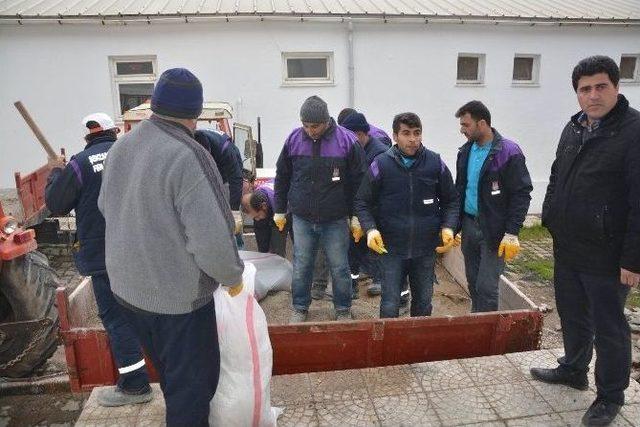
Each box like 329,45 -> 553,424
338,107 -> 392,146
355,112 -> 459,318
45,113 -> 152,407
194,128 -> 244,234
274,95 -> 365,323
530,56 -> 640,427
341,111 -> 389,297
241,179 -> 291,257
454,101 -> 532,313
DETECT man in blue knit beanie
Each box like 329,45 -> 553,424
100,68 -> 244,426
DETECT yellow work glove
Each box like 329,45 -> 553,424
454,232 -> 462,247
227,282 -> 244,297
435,228 -> 455,254
441,228 -> 454,245
232,210 -> 243,235
367,229 -> 387,254
350,217 -> 364,243
498,233 -> 520,262
273,213 -> 286,232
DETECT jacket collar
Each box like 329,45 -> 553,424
459,128 -> 504,153
301,118 -> 337,143
150,114 -> 195,137
85,132 -> 117,149
389,144 -> 425,168
570,94 -> 629,129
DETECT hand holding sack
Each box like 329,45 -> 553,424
210,263 -> 282,426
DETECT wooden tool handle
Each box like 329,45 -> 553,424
14,101 -> 58,159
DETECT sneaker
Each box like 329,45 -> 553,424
367,283 -> 382,296
529,367 -> 589,391
311,284 -> 327,300
289,309 -> 308,324
351,279 -> 360,300
581,398 -> 621,426
97,386 -> 153,407
335,309 -> 352,321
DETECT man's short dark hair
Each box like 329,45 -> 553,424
249,191 -> 269,211
337,108 -> 357,125
392,112 -> 422,134
571,55 -> 620,91
455,101 -> 491,126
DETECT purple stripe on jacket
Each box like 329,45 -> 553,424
69,159 -> 83,186
370,159 -> 381,179
368,124 -> 390,142
489,139 -> 523,171
286,126 -> 357,158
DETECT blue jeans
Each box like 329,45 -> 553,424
91,274 -> 150,393
291,215 -> 352,312
461,215 -> 505,312
380,253 -> 435,318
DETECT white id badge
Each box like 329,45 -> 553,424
491,190 -> 501,196
423,199 -> 434,205
332,176 -> 341,182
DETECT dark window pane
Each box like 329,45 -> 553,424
287,58 -> 328,78
119,83 -> 154,114
513,57 -> 534,81
116,61 -> 154,75
457,56 -> 479,81
620,56 -> 637,80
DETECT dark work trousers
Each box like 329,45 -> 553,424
254,215 -> 291,258
461,214 -> 505,312
349,238 -> 382,284
380,253 -> 435,318
554,259 -> 631,405
91,274 -> 150,394
119,299 -> 220,427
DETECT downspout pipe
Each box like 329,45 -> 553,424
347,18 -> 355,108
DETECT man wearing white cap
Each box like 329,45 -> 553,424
45,113 -> 152,407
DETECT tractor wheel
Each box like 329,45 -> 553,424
0,251 -> 60,377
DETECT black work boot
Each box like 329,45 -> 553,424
581,398 -> 621,426
351,279 -> 359,300
529,367 -> 588,390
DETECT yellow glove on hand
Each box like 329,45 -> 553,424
350,217 -> 364,243
441,228 -> 454,245
227,282 -> 244,297
232,211 -> 243,235
498,233 -> 520,262
273,213 -> 286,232
435,241 -> 454,254
435,228 -> 455,254
367,229 -> 387,254
454,232 -> 462,247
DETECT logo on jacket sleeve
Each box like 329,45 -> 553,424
88,152 -> 108,173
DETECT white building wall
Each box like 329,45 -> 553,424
1,21 -> 639,213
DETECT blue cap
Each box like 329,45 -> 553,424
151,68 -> 203,119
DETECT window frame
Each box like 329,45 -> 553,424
512,54 -> 541,87
109,55 -> 157,121
456,53 -> 486,86
620,54 -> 640,84
282,52 -> 334,87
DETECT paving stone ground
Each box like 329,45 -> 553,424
76,349 -> 640,427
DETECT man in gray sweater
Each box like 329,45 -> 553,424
98,68 -> 244,427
